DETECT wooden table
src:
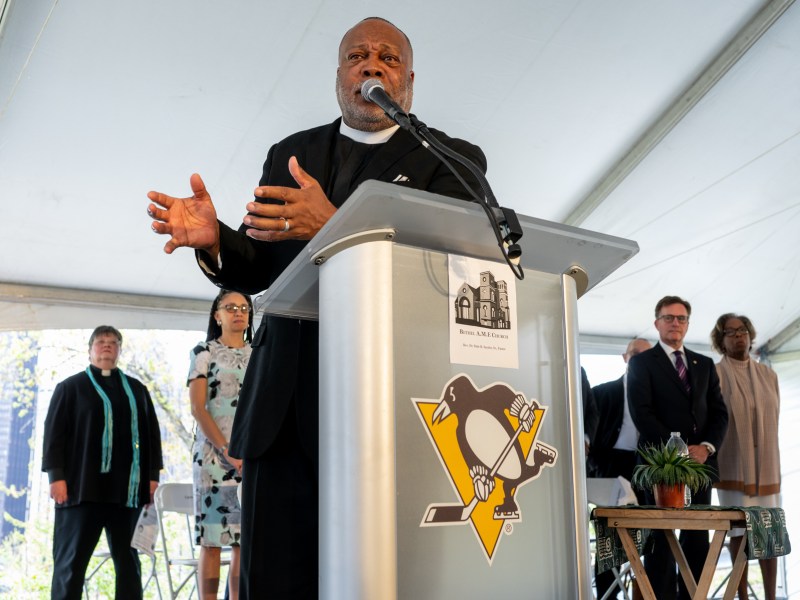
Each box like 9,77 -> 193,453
593,507 -> 748,600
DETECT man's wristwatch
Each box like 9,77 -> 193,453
700,442 -> 715,455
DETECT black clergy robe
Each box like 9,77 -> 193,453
42,365 -> 163,507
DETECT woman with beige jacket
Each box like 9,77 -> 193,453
711,313 -> 781,600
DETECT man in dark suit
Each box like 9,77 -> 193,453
627,296 -> 728,600
590,338 -> 651,480
590,337 -> 650,600
581,367 -> 599,476
147,17 -> 485,599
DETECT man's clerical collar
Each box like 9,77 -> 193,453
339,120 -> 399,144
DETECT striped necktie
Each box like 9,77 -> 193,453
673,351 -> 691,395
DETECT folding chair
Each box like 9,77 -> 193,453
83,531 -> 161,598
143,550 -> 162,598
709,539 -> 760,600
154,482 -> 230,600
83,549 -> 112,597
136,503 -> 164,599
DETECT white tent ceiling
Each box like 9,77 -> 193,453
1,0 -> 799,358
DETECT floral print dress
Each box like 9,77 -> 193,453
187,339 -> 251,547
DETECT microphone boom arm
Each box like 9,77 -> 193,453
410,114 -> 524,279
361,78 -> 524,279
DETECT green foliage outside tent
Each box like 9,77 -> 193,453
0,329 -> 210,598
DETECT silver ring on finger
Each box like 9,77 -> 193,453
283,218 -> 290,232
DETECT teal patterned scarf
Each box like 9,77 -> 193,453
85,367 -> 141,508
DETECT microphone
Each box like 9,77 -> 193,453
360,79 -> 411,128
362,79 -> 525,278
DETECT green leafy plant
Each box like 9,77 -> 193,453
631,443 -> 715,493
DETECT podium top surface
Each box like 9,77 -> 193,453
255,180 -> 638,319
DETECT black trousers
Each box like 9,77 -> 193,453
239,409 -> 318,600
643,485 -> 712,600
51,502 -> 142,600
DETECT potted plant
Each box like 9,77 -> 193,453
631,443 -> 715,508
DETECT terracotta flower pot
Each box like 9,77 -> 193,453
653,483 -> 685,508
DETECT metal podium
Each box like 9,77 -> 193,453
255,181 -> 638,599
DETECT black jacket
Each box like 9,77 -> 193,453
627,344 -> 728,479
42,366 -> 163,507
590,376 -> 626,453
200,119 -> 486,460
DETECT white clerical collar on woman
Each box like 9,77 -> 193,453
339,121 -> 399,144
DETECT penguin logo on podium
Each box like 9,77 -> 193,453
414,374 -> 557,562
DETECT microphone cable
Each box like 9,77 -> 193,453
361,79 -> 524,280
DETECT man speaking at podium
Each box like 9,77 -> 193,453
148,17 -> 485,598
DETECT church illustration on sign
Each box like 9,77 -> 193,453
455,270 -> 511,329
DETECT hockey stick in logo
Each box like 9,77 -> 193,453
423,416 -> 527,524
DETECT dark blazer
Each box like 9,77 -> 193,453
590,376 -> 625,453
42,367 -> 163,508
581,367 -> 599,444
627,343 -> 728,477
201,118 -> 486,460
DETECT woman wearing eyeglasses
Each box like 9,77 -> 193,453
187,289 -> 253,600
710,313 -> 781,600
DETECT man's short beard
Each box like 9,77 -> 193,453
340,102 -> 395,132
336,76 -> 413,132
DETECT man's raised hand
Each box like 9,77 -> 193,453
243,156 -> 337,241
147,173 -> 220,255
